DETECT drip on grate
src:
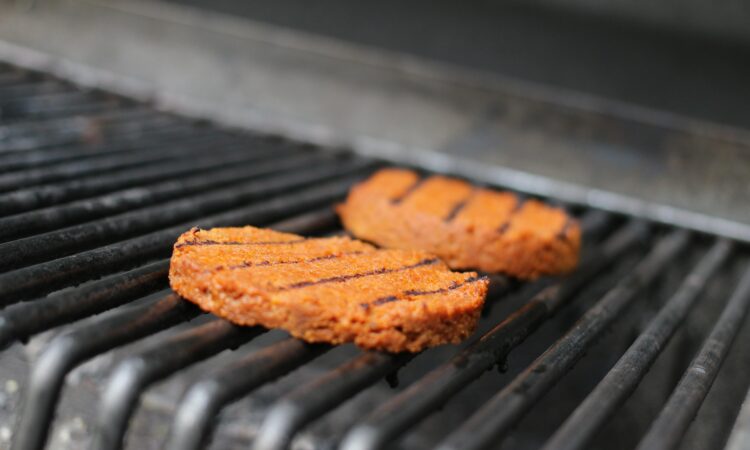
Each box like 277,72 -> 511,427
0,62 -> 749,450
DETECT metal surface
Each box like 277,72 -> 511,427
433,229 -> 691,450
726,385 -> 750,450
166,338 -> 329,450
637,264 -> 750,450
92,319 -> 263,450
255,352 -> 415,450
542,238 -> 733,450
11,291 -> 199,450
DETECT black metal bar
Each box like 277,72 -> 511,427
543,238 -> 733,450
269,206 -> 341,236
256,352 -> 415,450
725,385 -> 750,450
0,157 -> 366,270
92,319 -> 264,450
0,105 -> 151,141
0,122 -> 198,174
432,229 -> 691,450
636,262 -> 750,450
0,91 -> 117,121
0,260 -> 168,349
0,150 -> 319,241
0,104 -> 147,136
10,291 -> 199,450
0,175 -> 363,303
0,111 -> 186,158
0,207 -> 339,348
166,338 -> 328,450
0,80 -> 70,102
0,107 -> 162,152
574,209 -> 613,242
0,135 -> 283,215
0,129 -> 237,193
338,219 -> 646,450
0,71 -> 29,86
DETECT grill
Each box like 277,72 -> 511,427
1,63 -> 750,450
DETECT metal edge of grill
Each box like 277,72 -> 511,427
0,63 -> 748,450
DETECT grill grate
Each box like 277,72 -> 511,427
1,63 -> 749,450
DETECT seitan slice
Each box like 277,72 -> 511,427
169,226 -> 488,352
337,168 -> 581,279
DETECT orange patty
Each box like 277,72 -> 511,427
337,168 -> 581,279
169,226 -> 488,352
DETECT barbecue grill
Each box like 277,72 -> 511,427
0,63 -> 749,450
1,1 -> 750,449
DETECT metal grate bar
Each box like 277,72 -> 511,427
0,157 -> 366,271
166,338 -> 329,450
0,103 -> 146,138
0,107 -> 165,152
0,125 -> 220,176
0,260 -> 169,349
636,263 -> 750,450
543,238 -> 733,450
0,71 -> 29,86
0,80 -> 72,101
10,291 -> 199,450
92,319 -> 264,450
0,150 -> 319,241
0,130 -> 240,193
725,385 -> 750,450
0,89 -> 93,104
0,135 -> 292,215
338,218 -> 646,450
0,91 -> 119,121
256,352 -> 415,450
0,176 -> 362,303
0,123 -> 204,174
0,112 -> 186,157
433,229 -> 691,450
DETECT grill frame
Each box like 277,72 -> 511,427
0,64 -> 748,450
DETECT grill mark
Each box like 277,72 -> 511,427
363,275 -> 488,309
444,189 -> 476,222
403,275 -> 486,296
224,251 -> 366,270
497,195 -> 527,234
372,295 -> 398,306
280,258 -> 440,290
391,177 -> 425,204
175,238 -> 306,248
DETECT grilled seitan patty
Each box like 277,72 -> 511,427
169,226 -> 488,352
337,168 -> 581,279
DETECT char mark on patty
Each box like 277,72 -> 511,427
280,258 -> 440,290
363,275 -> 488,308
390,176 -> 426,204
175,238 -> 306,248
444,189 -> 476,222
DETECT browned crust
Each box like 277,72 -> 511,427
169,226 -> 488,352
336,168 -> 581,279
